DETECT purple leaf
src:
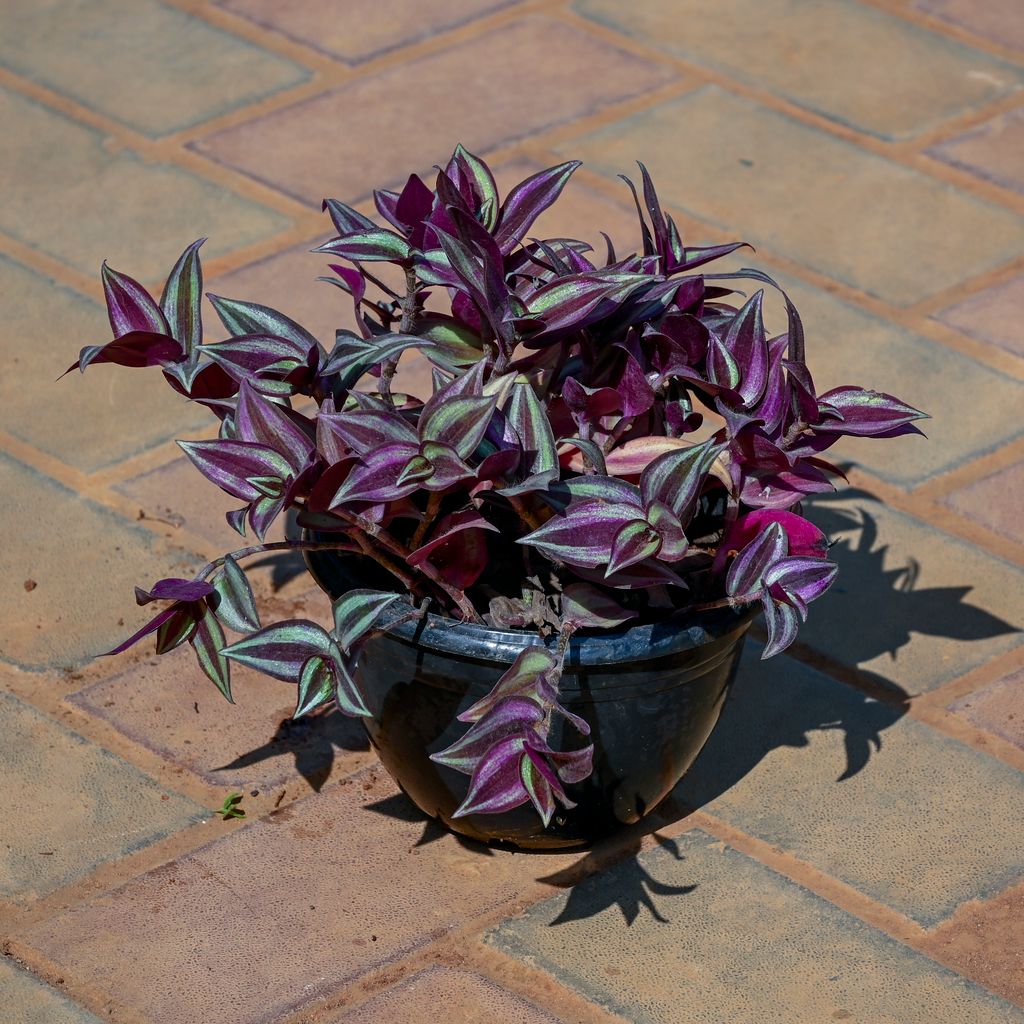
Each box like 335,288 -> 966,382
520,500 -> 646,569
722,290 -> 768,406
295,654 -> 334,719
318,405 -> 418,455
212,555 -> 260,633
726,521 -> 788,600
235,382 -> 315,472
459,646 -> 560,724
322,198 -> 377,236
646,500 -> 688,561
419,394 -> 496,459
714,509 -> 827,573
546,743 -> 595,784
415,441 -> 477,490
560,583 -> 639,630
190,603 -> 232,702
134,578 -> 214,605
607,520 -> 661,577
760,596 -> 800,659
201,334 -> 315,382
206,294 -> 319,352
331,589 -> 402,652
495,160 -> 581,252
451,735 -> 530,818
520,748 -> 558,825
221,619 -> 336,682
451,145 -> 499,229
814,387 -> 928,437
155,607 -> 199,655
640,437 -> 725,526
69,331 -> 183,375
159,239 -> 205,356
497,376 -> 559,496
101,261 -> 170,338
764,556 -> 838,615
333,648 -> 372,717
104,605 -> 182,656
320,332 -> 427,388
328,442 -> 421,505
178,439 -> 293,503
431,696 -> 545,774
314,229 -> 412,263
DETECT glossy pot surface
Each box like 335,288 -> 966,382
305,546 -> 756,848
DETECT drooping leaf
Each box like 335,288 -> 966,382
451,735 -> 530,818
190,604 -> 232,702
221,619 -> 335,682
178,439 -> 293,503
134,578 -> 214,605
760,596 -> 801,659
68,332 -> 183,375
332,589 -> 402,652
295,654 -> 334,719
212,555 -> 260,633
725,521 -> 788,600
520,500 -> 646,569
430,696 -> 545,774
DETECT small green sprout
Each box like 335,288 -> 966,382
216,792 -> 246,820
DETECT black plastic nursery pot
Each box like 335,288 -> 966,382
304,546 -> 758,850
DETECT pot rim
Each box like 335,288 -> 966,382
303,544 -> 758,668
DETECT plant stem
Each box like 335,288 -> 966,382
687,595 -> 752,612
409,492 -> 441,550
196,539 -> 360,582
356,261 -> 401,300
380,265 -> 420,407
336,510 -> 483,624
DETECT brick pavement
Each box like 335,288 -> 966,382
1,1 -> 1022,1021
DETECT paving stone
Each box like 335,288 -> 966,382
560,86 -> 1024,305
336,966 -> 560,1023
674,645 -> 1024,926
933,273 -> 1024,358
0,453 -> 201,670
920,880 -> 1024,1007
194,16 -> 676,205
576,0 -> 1022,140
218,0 -> 517,64
1,86 -> 291,280
949,666 -> 1024,749
0,958 -> 103,1023
0,256 -> 208,472
0,692 -> 204,900
798,494 -> 1023,695
767,275 -> 1024,485
915,0 -> 1024,53
15,769 -> 578,1024
69,644 -> 368,789
0,0 -> 308,137
490,829 -> 1024,1024
929,108 -> 1024,193
941,461 -> 1024,544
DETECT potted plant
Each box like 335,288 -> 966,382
68,146 -> 925,848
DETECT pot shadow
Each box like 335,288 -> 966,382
295,487 -> 1022,922
212,708 -> 369,792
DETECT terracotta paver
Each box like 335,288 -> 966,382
193,15 -> 678,204
0,691 -> 203,901
800,495 -> 1023,694
3,0 -> 1024,1019
561,86 -> 1024,305
915,0 -> 1024,52
218,0 -> 519,64
0,957 -> 103,1024
676,645 -> 1024,926
941,461 -> 1024,545
0,453 -> 201,669
490,830 -> 1024,1024
14,768 -> 577,1024
929,108 -> 1024,193
69,645 -> 370,789
949,666 -> 1024,749
0,257 -> 208,473
0,85 -> 291,280
0,0 -> 308,137
934,273 -> 1024,358
576,0 -> 1022,140
335,966 -> 562,1024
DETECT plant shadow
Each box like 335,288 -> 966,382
213,708 -> 369,792
293,487 -> 1023,921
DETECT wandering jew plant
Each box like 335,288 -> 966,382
69,146 -> 925,826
